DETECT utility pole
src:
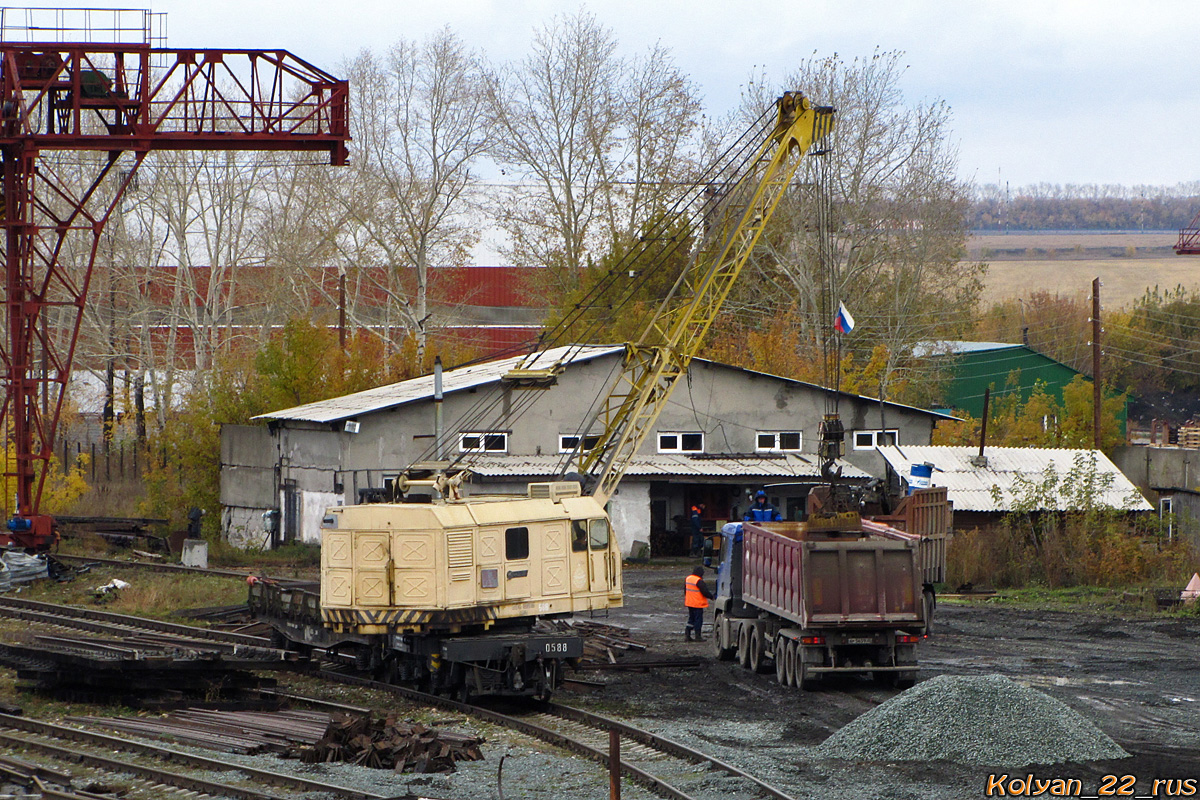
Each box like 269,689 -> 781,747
1092,277 -> 1102,450
338,272 -> 347,350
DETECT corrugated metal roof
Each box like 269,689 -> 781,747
465,454 -> 871,481
876,445 -> 1152,512
255,345 -> 624,423
258,343 -> 956,425
911,340 -> 1023,357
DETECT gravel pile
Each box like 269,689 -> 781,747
815,674 -> 1130,766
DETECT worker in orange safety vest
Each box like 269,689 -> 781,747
684,566 -> 715,642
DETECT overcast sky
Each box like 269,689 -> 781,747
7,1 -> 1198,189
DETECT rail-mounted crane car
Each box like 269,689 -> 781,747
250,92 -> 836,699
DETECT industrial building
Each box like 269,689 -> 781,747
220,345 -> 952,555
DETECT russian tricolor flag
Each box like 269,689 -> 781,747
834,301 -> 855,334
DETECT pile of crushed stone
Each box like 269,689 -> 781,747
815,674 -> 1129,766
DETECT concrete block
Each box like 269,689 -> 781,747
181,539 -> 208,569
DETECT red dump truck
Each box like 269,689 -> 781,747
709,487 -> 949,690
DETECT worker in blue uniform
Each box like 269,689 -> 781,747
743,489 -> 782,522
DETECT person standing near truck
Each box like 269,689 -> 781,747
689,503 -> 706,556
684,566 -> 715,642
744,489 -> 782,522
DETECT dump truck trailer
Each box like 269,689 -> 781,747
710,517 -> 932,690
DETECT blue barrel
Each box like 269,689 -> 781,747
909,462 -> 933,494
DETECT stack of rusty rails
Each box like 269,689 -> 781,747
287,712 -> 485,774
0,638 -> 280,709
68,709 -> 332,755
56,515 -> 170,553
535,619 -> 648,665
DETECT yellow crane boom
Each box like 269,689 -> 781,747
574,92 -> 835,503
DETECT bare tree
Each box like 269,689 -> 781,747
485,12 -> 622,292
334,29 -> 491,361
731,50 -> 982,412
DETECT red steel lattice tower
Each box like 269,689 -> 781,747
0,9 -> 349,548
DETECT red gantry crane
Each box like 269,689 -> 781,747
1,9 -> 349,549
1175,208 -> 1200,254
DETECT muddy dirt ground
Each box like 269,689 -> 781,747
563,560 -> 1200,799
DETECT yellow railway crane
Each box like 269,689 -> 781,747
251,92 -> 835,700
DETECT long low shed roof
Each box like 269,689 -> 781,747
876,445 -> 1152,512
256,344 -> 955,425
466,453 -> 871,481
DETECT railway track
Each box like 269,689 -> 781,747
310,668 -> 797,800
0,595 -> 286,658
0,590 -> 791,797
0,711 -> 383,800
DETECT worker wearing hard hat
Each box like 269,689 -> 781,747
684,566 -> 715,642
743,489 -> 782,522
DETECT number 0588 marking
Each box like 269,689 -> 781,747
544,642 -> 570,654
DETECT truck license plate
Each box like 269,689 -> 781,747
847,636 -> 874,645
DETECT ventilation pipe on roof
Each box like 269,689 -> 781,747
971,386 -> 990,468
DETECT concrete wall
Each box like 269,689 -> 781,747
224,506 -> 268,549
1111,445 -> 1200,492
608,481 -> 651,555
219,424 -> 276,508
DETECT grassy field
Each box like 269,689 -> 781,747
967,231 -> 1200,308
979,257 -> 1199,307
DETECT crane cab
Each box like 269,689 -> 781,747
319,481 -> 623,636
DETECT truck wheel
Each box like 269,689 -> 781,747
922,588 -> 936,636
774,636 -> 787,685
785,640 -> 798,688
713,612 -> 735,661
737,623 -> 751,669
748,626 -> 767,674
798,654 -> 819,691
895,671 -> 917,689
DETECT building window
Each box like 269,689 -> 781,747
1161,497 -> 1174,541
559,434 -> 601,453
658,431 -> 704,453
505,526 -> 529,560
757,431 -> 803,452
459,431 -> 508,453
852,429 -> 899,450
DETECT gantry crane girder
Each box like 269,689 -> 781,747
1,41 -> 349,548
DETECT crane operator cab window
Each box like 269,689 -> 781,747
589,518 -> 610,550
571,520 -> 588,552
505,526 -> 530,560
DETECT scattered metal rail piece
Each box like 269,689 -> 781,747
50,552 -> 304,582
309,668 -> 796,800
0,712 -> 384,800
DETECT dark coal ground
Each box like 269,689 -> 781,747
558,560 -> 1200,799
